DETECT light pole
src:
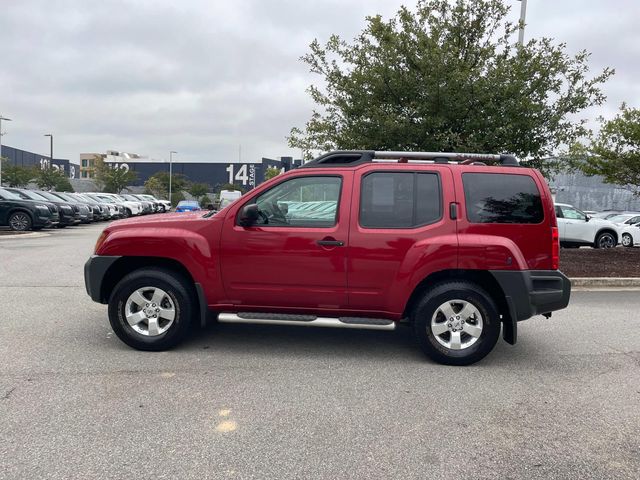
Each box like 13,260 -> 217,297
517,0 -> 528,46
44,134 -> 53,167
169,150 -> 177,204
0,115 -> 12,186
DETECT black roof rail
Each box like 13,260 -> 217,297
300,150 -> 520,168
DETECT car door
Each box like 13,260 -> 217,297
219,171 -> 351,310
560,205 -> 591,242
347,166 -> 455,315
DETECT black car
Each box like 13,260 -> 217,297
73,193 -> 110,221
34,190 -> 84,225
7,188 -> 78,227
0,187 -> 58,231
47,192 -> 94,223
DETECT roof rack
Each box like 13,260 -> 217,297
300,150 -> 519,168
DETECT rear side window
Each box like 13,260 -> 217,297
360,172 -> 441,228
463,173 -> 543,224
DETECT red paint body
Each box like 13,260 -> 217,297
96,164 -> 558,320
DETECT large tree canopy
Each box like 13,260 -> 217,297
578,104 -> 640,194
289,0 -> 613,177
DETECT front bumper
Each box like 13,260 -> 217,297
490,270 -> 571,321
84,255 -> 121,303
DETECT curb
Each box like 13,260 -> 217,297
570,277 -> 640,287
0,232 -> 50,240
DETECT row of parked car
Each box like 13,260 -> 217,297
0,187 -> 171,231
556,203 -> 640,248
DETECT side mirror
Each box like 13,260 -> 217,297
585,215 -> 590,222
239,204 -> 259,226
206,203 -> 215,211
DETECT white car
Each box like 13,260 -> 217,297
555,203 -> 620,248
94,193 -> 143,217
620,222 -> 640,247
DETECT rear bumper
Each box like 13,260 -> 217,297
490,270 -> 571,321
84,255 -> 121,303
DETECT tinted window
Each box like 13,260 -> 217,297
360,172 -> 441,228
252,176 -> 342,227
463,173 -> 543,224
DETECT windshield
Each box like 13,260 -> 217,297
96,196 -> 116,203
52,192 -> 78,203
0,187 -> 23,200
608,215 -> 631,223
23,190 -> 49,201
77,194 -> 97,204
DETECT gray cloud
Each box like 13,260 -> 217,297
1,0 -> 638,163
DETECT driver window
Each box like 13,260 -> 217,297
252,176 -> 342,227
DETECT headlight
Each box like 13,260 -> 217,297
61,205 -> 72,212
35,204 -> 48,210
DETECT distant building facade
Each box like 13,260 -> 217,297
2,144 -> 79,178
549,172 -> 640,211
79,150 -> 302,190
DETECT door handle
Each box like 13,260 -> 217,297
317,239 -> 344,247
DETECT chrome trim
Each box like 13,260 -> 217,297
218,313 -> 396,331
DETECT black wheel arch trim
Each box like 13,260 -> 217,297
84,255 -> 121,303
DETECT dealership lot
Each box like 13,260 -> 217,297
0,223 -> 639,480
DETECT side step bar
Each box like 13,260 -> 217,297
218,312 -> 396,331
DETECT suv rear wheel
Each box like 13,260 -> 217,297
108,268 -> 194,351
595,231 -> 616,249
412,282 -> 501,366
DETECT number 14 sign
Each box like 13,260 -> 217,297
226,164 -> 256,189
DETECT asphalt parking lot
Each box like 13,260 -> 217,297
0,223 -> 639,480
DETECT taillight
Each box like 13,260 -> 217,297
551,227 -> 559,270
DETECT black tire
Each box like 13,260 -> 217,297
8,211 -> 32,231
595,231 -> 616,249
123,208 -> 132,218
108,268 -> 194,351
622,233 -> 634,248
412,281 -> 501,366
57,224 -> 67,228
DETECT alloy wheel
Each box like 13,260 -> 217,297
622,234 -> 633,247
124,287 -> 176,336
598,233 -> 615,249
430,299 -> 483,350
9,213 -> 30,231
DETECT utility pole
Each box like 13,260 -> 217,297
0,115 -> 12,186
44,134 -> 54,166
169,150 -> 177,204
517,0 -> 528,46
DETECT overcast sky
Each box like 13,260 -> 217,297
1,0 -> 639,164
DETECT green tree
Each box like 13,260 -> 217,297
0,159 -> 35,187
264,167 -> 282,181
188,182 -> 209,201
200,194 -> 213,208
94,155 -> 137,193
576,104 -> 640,194
35,166 -> 73,191
170,190 -> 185,207
144,176 -> 167,199
145,171 -> 188,198
289,0 -> 613,178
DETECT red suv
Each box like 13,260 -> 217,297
85,150 -> 571,365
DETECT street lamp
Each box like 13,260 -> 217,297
517,0 -> 528,46
0,115 -> 12,186
44,134 -> 54,167
169,150 -> 177,204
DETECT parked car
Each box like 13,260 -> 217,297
4,187 -> 77,227
175,200 -> 201,212
85,150 -> 571,366
48,192 -> 94,223
95,193 -> 144,217
120,194 -> 154,214
36,190 -> 85,224
84,193 -> 122,219
555,203 -> 620,248
0,187 -> 58,231
217,190 -> 242,210
137,194 -> 170,212
620,222 -> 640,247
72,193 -> 111,221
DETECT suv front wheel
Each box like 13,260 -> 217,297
412,282 -> 501,366
108,268 -> 194,351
